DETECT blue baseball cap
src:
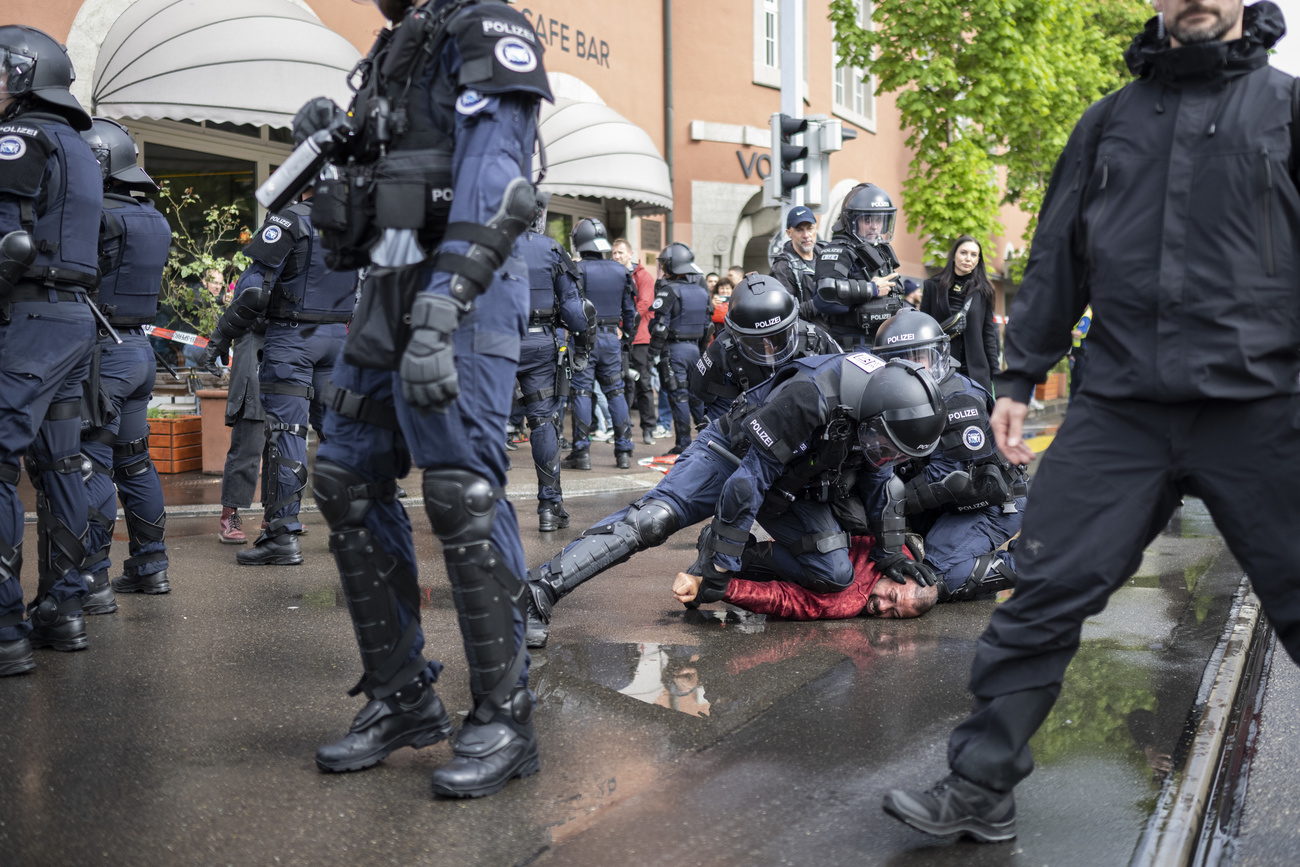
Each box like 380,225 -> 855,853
786,206 -> 816,229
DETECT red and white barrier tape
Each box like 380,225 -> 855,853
142,325 -> 209,348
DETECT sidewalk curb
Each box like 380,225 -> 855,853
25,475 -> 660,524
1131,579 -> 1261,867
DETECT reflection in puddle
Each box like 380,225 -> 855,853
688,605 -> 767,634
616,643 -> 710,717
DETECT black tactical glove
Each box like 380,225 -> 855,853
876,551 -> 940,587
198,339 -> 227,376
292,97 -> 344,146
400,292 -> 467,411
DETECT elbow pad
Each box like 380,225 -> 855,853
215,285 -> 271,342
876,475 -> 908,554
816,277 -> 876,305
433,177 -> 536,306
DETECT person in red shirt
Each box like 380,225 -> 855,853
672,536 -> 937,619
613,238 -> 658,444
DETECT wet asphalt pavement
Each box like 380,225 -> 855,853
0,436 -> 1259,866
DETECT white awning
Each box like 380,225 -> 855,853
92,0 -> 361,129
535,97 -> 673,213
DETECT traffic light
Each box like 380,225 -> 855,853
764,112 -> 808,206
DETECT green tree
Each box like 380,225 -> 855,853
156,182 -> 251,337
829,0 -> 1149,265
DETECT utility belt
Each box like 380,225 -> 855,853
106,314 -> 155,327
6,283 -> 88,304
528,309 -> 555,327
266,311 -> 352,325
596,324 -> 621,334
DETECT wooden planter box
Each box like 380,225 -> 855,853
148,415 -> 203,474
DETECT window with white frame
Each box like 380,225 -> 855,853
833,0 -> 876,131
753,0 -> 808,92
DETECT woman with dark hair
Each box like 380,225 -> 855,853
921,236 -> 1001,392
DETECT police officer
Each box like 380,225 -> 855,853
690,274 -> 840,421
648,242 -> 710,454
295,0 -> 551,798
525,352 -> 945,647
769,205 -> 822,313
517,195 -> 587,530
79,118 -> 174,610
201,190 -> 358,566
0,26 -> 100,672
562,218 -> 637,470
812,183 -> 904,349
871,310 -> 1025,601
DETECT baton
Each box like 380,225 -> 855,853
83,296 -> 122,345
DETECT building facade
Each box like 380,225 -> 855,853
9,0 -> 1029,300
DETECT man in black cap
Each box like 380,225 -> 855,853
769,205 -> 822,313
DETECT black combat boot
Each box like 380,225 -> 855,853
81,570 -> 118,614
0,636 -> 35,676
559,449 -> 590,471
431,688 -> 540,798
882,774 -> 1017,843
538,502 -> 569,532
112,568 -> 171,594
27,596 -> 87,652
236,532 -> 303,566
316,679 -> 454,773
524,593 -> 550,649
615,451 -> 632,469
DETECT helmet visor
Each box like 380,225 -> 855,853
851,211 -> 896,245
874,344 -> 949,383
732,327 -> 798,367
858,417 -> 908,470
2,48 -> 36,99
88,142 -> 111,182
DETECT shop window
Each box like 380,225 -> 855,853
833,0 -> 877,132
144,142 -> 257,260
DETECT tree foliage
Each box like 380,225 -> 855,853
156,183 -> 250,337
829,0 -> 1150,265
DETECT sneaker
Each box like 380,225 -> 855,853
591,429 -> 614,443
882,774 -> 1017,843
653,425 -> 671,439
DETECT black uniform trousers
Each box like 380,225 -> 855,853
949,394 -> 1300,792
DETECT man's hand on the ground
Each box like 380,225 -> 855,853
673,571 -> 703,604
990,396 -> 1034,465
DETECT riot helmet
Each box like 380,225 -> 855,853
0,26 -> 91,130
725,275 -> 800,367
658,242 -> 703,277
531,191 -> 552,234
872,309 -> 952,384
572,218 -> 612,254
838,354 -> 944,469
82,118 -> 155,190
837,182 -> 896,247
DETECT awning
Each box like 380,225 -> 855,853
535,97 -> 673,213
92,0 -> 361,129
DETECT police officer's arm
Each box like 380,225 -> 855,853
647,281 -> 676,359
995,97 -> 1113,405
554,247 -> 587,333
811,246 -> 881,316
709,442 -> 788,573
399,12 -> 550,411
620,270 -> 640,342
690,340 -> 735,421
201,213 -> 298,366
0,124 -> 54,285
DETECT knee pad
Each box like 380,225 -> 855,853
423,468 -> 501,546
312,459 -> 397,532
618,497 -> 680,548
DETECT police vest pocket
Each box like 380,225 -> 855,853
314,163 -> 377,272
373,148 -> 454,238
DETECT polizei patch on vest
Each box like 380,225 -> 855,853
456,89 -> 489,115
262,225 -> 282,243
962,425 -> 985,450
748,417 -> 775,448
495,37 -> 538,73
482,19 -> 537,42
0,136 -> 27,160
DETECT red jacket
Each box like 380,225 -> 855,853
631,263 -> 654,345
722,536 -> 883,620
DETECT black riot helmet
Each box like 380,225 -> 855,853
658,242 -> 703,277
572,218 -> 612,254
0,26 -> 91,131
838,354 -> 944,469
872,309 -> 952,384
725,274 -> 800,366
531,191 -> 552,234
82,118 -> 155,190
837,182 -> 897,247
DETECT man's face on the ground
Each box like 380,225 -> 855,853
612,243 -> 634,269
1154,0 -> 1244,45
867,579 -> 932,619
787,222 -> 817,257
